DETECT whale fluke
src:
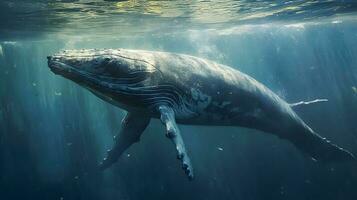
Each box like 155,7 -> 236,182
289,128 -> 355,162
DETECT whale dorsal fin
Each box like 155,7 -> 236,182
289,98 -> 328,108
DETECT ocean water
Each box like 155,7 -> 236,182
1,1 -> 357,200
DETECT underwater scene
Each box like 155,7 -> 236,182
1,1 -> 357,200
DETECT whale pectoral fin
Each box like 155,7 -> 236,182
99,112 -> 150,170
158,105 -> 194,180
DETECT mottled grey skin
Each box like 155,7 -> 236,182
47,49 -> 355,180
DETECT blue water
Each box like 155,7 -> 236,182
1,1 -> 357,200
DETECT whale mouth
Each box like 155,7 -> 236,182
47,57 -> 99,91
47,56 -> 75,76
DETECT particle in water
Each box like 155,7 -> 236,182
0,44 -> 3,57
332,20 -> 342,24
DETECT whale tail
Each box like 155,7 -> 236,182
287,99 -> 355,161
289,128 -> 355,162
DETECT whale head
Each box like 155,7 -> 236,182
47,49 -> 160,109
47,49 -> 157,83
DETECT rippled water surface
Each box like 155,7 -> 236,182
1,0 -> 357,38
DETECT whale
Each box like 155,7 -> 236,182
47,48 -> 355,180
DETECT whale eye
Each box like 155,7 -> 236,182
71,60 -> 81,66
103,58 -> 111,64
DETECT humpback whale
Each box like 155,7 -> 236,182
47,49 -> 355,180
